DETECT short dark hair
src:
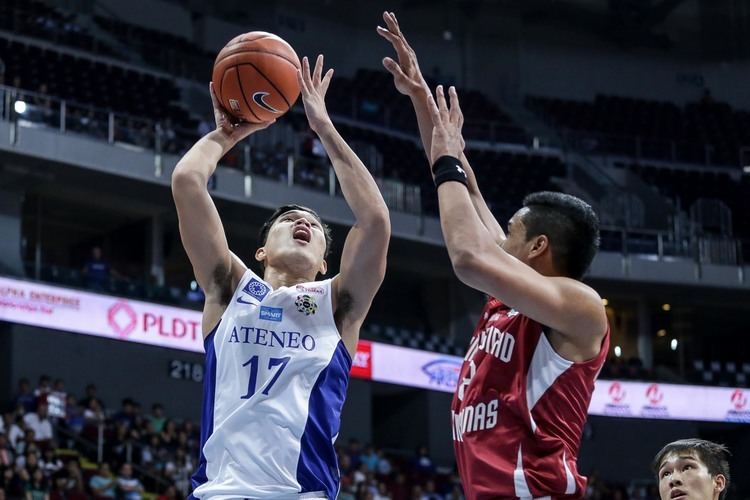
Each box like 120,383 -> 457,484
258,204 -> 332,259
651,439 -> 731,499
521,192 -> 600,279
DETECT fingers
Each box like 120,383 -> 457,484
296,69 -> 308,98
320,68 -> 334,97
302,56 -> 311,87
436,85 -> 450,124
448,86 -> 463,127
209,82 -> 232,133
425,92 -> 442,126
383,11 -> 399,35
382,57 -> 407,79
313,54 -> 324,86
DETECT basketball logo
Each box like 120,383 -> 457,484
229,99 -> 241,113
295,294 -> 317,315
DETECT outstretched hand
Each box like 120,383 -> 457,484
426,85 -> 465,163
377,11 -> 428,97
209,82 -> 274,147
296,54 -> 334,134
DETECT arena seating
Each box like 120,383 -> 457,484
690,360 -> 750,388
0,376 -> 657,499
614,162 -> 750,238
0,0 -> 116,57
1,376 -> 467,499
526,94 -> 750,167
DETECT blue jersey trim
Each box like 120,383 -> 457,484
296,340 -> 352,499
190,323 -> 221,493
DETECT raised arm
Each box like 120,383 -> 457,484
171,86 -> 273,334
296,55 -> 390,355
377,11 -> 505,245
426,86 -> 606,356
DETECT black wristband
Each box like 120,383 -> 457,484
432,155 -> 469,188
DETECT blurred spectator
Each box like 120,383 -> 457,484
156,484 -> 178,500
412,446 -> 435,476
374,482 -> 392,500
33,376 -> 52,400
13,379 -> 36,414
40,448 -> 63,476
116,464 -> 143,500
63,395 -> 84,435
2,412 -> 24,450
157,118 -> 177,154
0,435 -> 13,468
89,463 -> 116,499
159,420 -> 177,452
390,473 -> 409,500
114,399 -> 137,430
377,449 -> 392,476
23,403 -> 53,445
25,468 -> 48,500
147,404 -> 166,434
48,470 -> 85,500
361,445 -> 379,472
82,246 -> 120,290
78,384 -> 105,411
163,448 -> 192,496
0,56 -> 5,85
421,480 -> 442,500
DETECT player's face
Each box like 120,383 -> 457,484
257,210 -> 327,275
657,451 -> 725,500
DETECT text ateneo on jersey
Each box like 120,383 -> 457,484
452,315 -> 517,441
228,325 -> 316,351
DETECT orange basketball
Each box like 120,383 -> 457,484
212,32 -> 301,123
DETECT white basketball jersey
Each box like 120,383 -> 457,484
190,269 -> 352,500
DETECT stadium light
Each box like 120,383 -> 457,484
614,345 -> 622,357
662,303 -> 671,311
670,338 -> 678,350
744,165 -> 750,174
657,329 -> 667,337
602,298 -> 609,306
14,100 -> 27,114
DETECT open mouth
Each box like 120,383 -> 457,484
293,227 -> 311,243
670,490 -> 687,499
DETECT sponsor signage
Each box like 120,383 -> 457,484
1,276 -> 748,424
371,343 -> 462,393
590,380 -> 750,424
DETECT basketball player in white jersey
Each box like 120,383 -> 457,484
172,55 -> 390,499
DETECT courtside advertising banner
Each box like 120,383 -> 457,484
1,276 -> 748,424
0,276 -> 204,352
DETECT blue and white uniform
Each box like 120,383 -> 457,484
191,269 -> 352,500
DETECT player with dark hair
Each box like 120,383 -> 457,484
653,439 -> 731,500
172,55 -> 390,499
379,12 -> 609,498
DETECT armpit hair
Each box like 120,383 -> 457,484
212,263 -> 234,306
334,288 -> 354,324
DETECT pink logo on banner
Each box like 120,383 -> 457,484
646,383 -> 663,405
731,389 -> 747,411
608,382 -> 626,403
107,301 -> 137,338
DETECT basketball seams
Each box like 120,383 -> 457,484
237,62 -> 293,109
215,48 -> 301,70
229,67 -> 263,123
224,34 -> 273,48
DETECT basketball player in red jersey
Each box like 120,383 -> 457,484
379,13 -> 609,499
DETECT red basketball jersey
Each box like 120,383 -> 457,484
451,297 -> 609,499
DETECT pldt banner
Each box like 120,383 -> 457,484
0,276 -> 204,352
1,276 -> 748,424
